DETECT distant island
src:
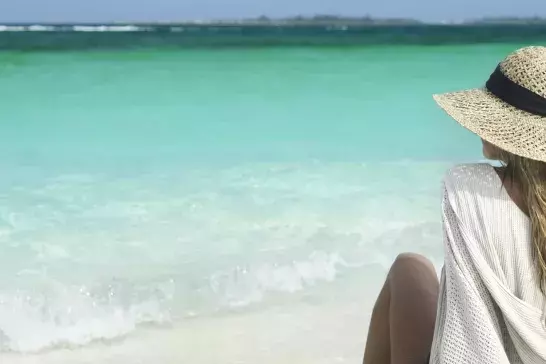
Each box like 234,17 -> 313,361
3,15 -> 546,28
204,15 -> 424,26
133,15 -> 546,26
466,16 -> 546,25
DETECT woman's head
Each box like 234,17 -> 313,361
434,47 -> 546,163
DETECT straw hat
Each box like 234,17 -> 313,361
434,46 -> 546,162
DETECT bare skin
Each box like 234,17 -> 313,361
362,139 -> 527,364
362,253 -> 439,364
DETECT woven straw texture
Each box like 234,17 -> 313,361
433,46 -> 546,162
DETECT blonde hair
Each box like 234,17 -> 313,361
499,149 -> 546,294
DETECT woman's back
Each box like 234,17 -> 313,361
431,163 -> 546,363
446,163 -> 544,306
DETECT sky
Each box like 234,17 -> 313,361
0,0 -> 545,23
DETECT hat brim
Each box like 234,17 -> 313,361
433,88 -> 546,162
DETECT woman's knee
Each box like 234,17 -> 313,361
389,253 -> 436,282
387,253 -> 439,310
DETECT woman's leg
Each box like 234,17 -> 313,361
362,275 -> 392,364
363,253 -> 439,364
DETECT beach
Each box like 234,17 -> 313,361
0,37 -> 537,362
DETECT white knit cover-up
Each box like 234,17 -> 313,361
430,163 -> 546,364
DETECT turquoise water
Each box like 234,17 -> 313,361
0,43 -> 525,362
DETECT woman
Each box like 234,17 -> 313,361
363,46 -> 546,364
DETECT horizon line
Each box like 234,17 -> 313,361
0,15 -> 545,25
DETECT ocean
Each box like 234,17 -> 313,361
0,26 -> 542,363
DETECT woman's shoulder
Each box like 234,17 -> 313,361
443,162 -> 499,194
442,163 -> 504,216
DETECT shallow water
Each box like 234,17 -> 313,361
0,43 -> 520,362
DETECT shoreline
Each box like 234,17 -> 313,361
2,290 -> 374,364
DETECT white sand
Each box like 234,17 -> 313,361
3,295 -> 374,364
